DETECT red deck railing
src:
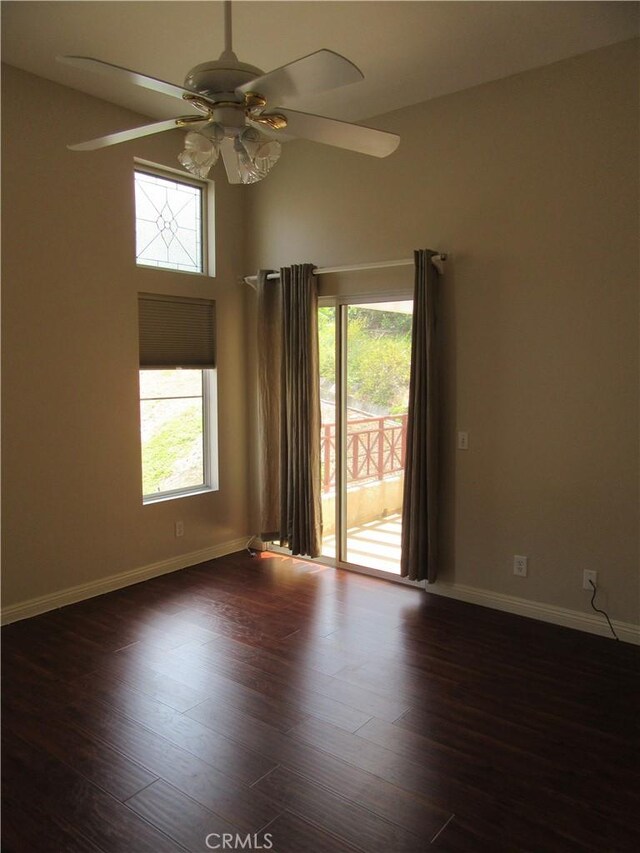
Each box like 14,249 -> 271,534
321,414 -> 408,493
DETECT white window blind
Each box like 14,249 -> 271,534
138,293 -> 216,368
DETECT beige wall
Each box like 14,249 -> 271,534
1,65 -> 249,608
2,39 -> 638,628
245,40 -> 639,624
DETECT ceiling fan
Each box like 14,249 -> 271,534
59,0 -> 400,184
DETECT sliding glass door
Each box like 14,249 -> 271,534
319,297 -> 413,575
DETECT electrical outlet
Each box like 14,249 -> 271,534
513,555 -> 528,577
583,569 -> 597,590
457,431 -> 469,450
175,521 -> 184,538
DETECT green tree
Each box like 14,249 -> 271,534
318,307 -> 336,381
317,306 -> 412,414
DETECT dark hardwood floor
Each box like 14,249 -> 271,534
2,551 -> 639,852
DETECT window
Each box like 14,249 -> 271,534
140,369 -> 217,500
134,168 -> 205,274
138,294 -> 218,503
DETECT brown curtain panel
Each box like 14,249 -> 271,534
279,264 -> 322,557
256,270 -> 281,540
256,264 -> 322,557
401,249 -> 440,582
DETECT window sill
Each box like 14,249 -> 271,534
143,486 -> 216,505
136,262 -> 211,278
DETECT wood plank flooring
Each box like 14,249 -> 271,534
2,551 -> 639,852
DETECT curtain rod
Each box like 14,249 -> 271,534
242,253 -> 447,286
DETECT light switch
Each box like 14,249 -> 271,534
457,431 -> 469,450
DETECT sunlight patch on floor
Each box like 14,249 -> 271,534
321,513 -> 402,574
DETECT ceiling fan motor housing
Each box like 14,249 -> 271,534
184,59 -> 264,102
210,107 -> 247,136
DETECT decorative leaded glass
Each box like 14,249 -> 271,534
134,170 -> 203,273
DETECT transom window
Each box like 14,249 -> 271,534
134,169 -> 204,273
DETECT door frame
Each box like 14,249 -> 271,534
317,291 -> 421,584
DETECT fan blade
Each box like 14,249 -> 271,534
57,56 -> 192,102
274,109 -> 400,158
220,137 -> 243,184
236,49 -> 363,105
68,118 -> 188,151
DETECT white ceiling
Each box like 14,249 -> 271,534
2,1 -> 638,124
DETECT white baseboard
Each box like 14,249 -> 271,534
4,545 -> 638,646
0,537 -> 250,626
427,580 -> 640,645
262,547 -> 639,645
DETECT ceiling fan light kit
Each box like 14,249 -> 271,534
59,0 -> 400,185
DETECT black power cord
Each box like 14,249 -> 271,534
589,580 -> 619,641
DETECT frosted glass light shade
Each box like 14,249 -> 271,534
178,123 -> 281,184
235,128 -> 281,184
178,129 -> 220,179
